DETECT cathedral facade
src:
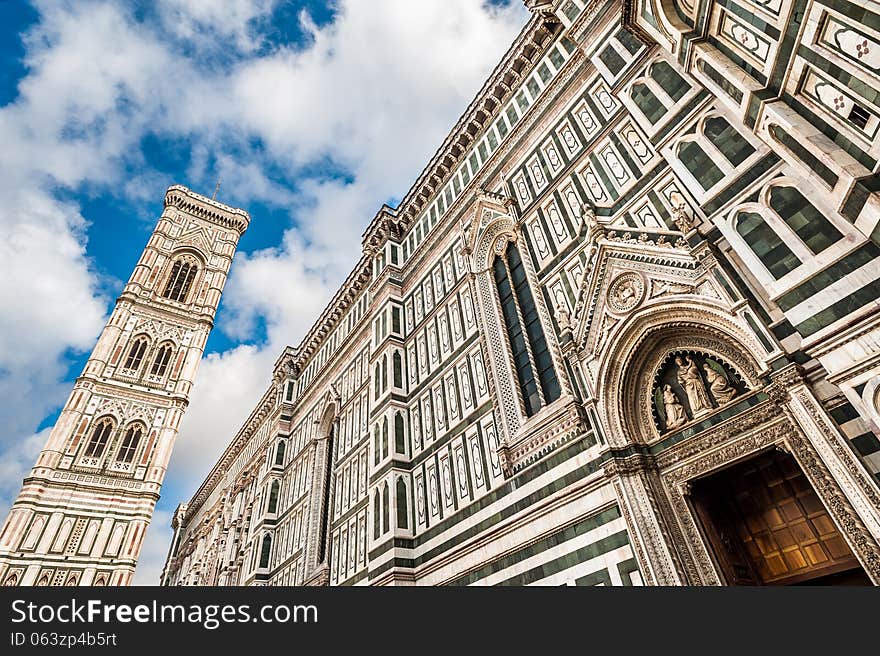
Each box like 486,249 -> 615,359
160,0 -> 880,586
5,0 -> 880,587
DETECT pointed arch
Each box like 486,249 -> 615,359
123,335 -> 150,372
162,253 -> 200,303
83,417 -> 115,460
149,342 -> 175,378
267,480 -> 280,514
396,477 -> 409,530
492,240 -> 560,416
394,412 -> 406,455
381,482 -> 390,534
373,491 -> 381,539
259,533 -> 272,569
115,422 -> 145,464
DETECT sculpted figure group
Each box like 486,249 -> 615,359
661,354 -> 738,430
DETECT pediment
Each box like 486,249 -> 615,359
460,188 -> 517,263
569,231 -> 699,358
177,224 -> 212,256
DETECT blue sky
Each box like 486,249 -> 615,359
0,0 -> 528,583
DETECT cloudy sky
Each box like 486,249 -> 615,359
0,0 -> 529,584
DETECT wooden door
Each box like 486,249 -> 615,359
690,449 -> 870,585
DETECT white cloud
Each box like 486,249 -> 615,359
165,0 -> 526,497
156,0 -> 279,54
132,509 -> 173,585
0,429 -> 47,511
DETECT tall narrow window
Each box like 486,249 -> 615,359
396,478 -> 408,529
150,343 -> 173,377
736,212 -> 801,279
275,440 -> 286,466
769,186 -> 843,255
650,61 -> 689,101
704,116 -> 755,166
259,534 -> 272,568
162,257 -> 198,303
631,83 -> 665,123
381,483 -> 390,533
124,337 -> 149,371
373,426 -> 381,465
373,492 -> 380,538
394,412 -> 405,454
381,417 -> 389,459
493,241 -> 561,417
678,141 -> 724,190
116,425 -> 142,463
267,481 -> 280,514
83,418 -> 114,459
393,351 -> 403,388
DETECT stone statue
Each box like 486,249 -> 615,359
675,355 -> 712,415
703,362 -> 737,405
671,204 -> 693,233
556,305 -> 572,332
662,385 -> 687,429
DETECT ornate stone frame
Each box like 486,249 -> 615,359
657,406 -> 880,585
466,208 -> 580,472
597,299 -> 769,447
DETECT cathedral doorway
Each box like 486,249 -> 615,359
689,449 -> 870,585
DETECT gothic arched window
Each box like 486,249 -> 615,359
162,256 -> 198,303
381,417 -> 389,459
704,116 -> 755,167
259,534 -> 272,569
150,343 -> 174,378
392,351 -> 403,388
373,492 -> 380,539
735,212 -> 801,279
394,412 -> 406,454
116,424 -> 143,463
373,425 -> 381,465
275,440 -> 286,466
396,477 -> 408,529
83,418 -> 115,459
124,336 -> 149,371
267,480 -> 280,514
677,140 -> 724,190
492,240 -> 560,417
768,186 -> 843,255
381,482 -> 390,534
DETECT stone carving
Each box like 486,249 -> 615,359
662,385 -> 688,429
556,305 -> 572,333
676,355 -> 712,417
703,362 -> 737,405
607,273 -> 645,313
671,204 -> 693,233
650,279 -> 694,298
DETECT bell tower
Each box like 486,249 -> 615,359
0,185 -> 249,586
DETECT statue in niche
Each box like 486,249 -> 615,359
662,384 -> 688,429
675,355 -> 711,416
703,361 -> 737,405
556,305 -> 572,332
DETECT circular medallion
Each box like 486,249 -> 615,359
607,272 -> 645,314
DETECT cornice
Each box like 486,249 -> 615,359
391,13 -> 562,232
164,185 -> 251,235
